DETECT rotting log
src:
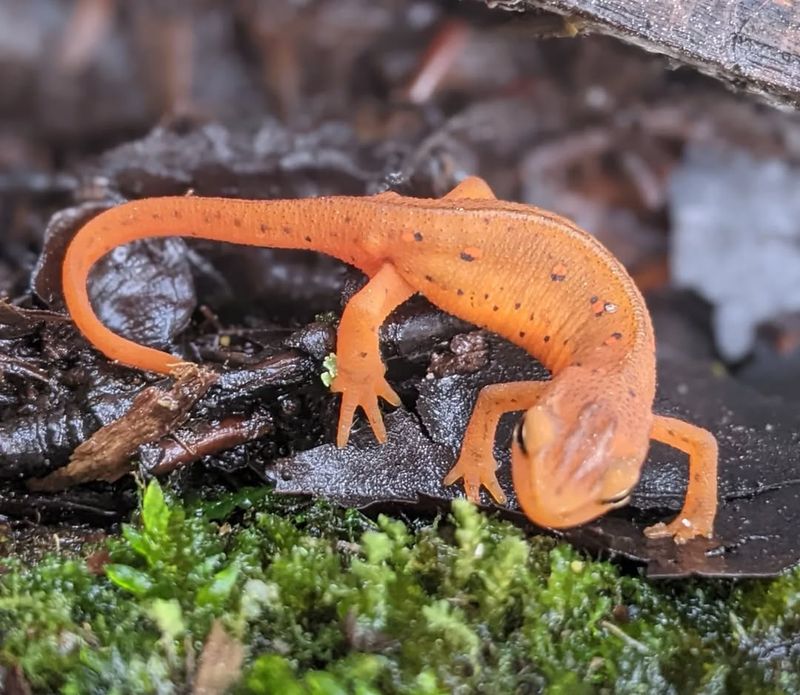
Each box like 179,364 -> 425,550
487,0 -> 800,107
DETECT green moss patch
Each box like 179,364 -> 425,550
1,482 -> 798,693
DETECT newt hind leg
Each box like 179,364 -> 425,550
442,176 -> 497,200
330,262 -> 415,447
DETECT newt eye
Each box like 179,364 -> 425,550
513,417 -> 528,455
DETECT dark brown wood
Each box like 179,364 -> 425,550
505,0 -> 800,107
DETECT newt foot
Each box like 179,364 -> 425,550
167,360 -> 199,377
444,451 -> 507,505
644,517 -> 713,545
330,369 -> 400,447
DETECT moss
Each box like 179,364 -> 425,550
1,481 -> 799,693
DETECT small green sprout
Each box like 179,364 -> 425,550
321,352 -> 338,387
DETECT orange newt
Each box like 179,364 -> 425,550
62,176 -> 718,542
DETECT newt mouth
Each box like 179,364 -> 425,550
601,488 -> 633,507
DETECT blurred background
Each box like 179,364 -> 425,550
3,0 -> 800,397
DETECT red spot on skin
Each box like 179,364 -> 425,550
550,262 -> 567,281
592,298 -> 618,317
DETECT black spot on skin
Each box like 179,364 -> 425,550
457,289 -> 464,296
413,231 -> 424,242
590,296 -> 599,304
514,302 -> 521,310
529,312 -> 535,321
611,332 -> 622,340
282,226 -> 291,235
484,293 -> 490,300
519,331 -> 526,338
359,351 -> 368,358
563,338 -> 569,346
460,251 -> 476,262
544,335 -> 550,343
425,274 -> 434,282
575,361 -> 583,367
550,273 -> 565,282
344,216 -> 352,224
260,223 -> 268,233
492,305 -> 499,312
304,235 -> 312,242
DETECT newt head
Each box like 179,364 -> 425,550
510,393 -> 649,529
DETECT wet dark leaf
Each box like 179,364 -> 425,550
268,327 -> 800,578
33,203 -> 196,349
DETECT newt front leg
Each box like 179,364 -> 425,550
444,381 -> 547,503
644,414 -> 718,544
330,262 -> 415,447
